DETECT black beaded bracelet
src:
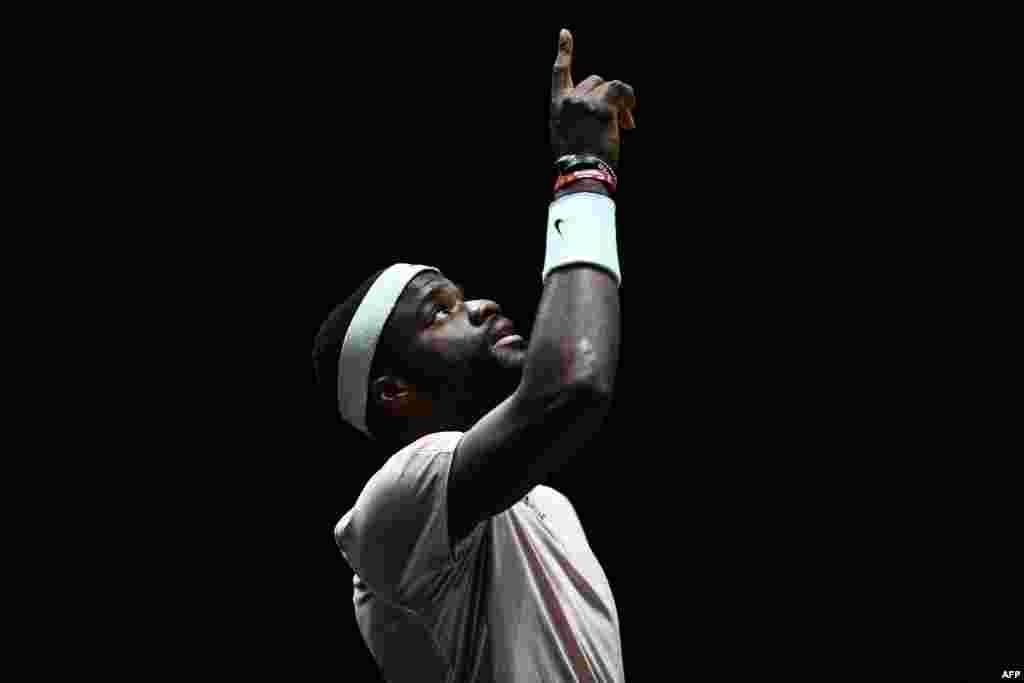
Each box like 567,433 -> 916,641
554,154 -> 617,183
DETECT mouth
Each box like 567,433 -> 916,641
489,319 -> 527,350
493,334 -> 526,349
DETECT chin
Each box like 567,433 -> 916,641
491,344 -> 527,371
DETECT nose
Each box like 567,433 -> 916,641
468,299 -> 502,326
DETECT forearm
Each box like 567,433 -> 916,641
520,179 -> 621,399
520,21 -> 633,401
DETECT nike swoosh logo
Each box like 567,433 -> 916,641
554,219 -> 564,236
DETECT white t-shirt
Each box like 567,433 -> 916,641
335,431 -> 624,683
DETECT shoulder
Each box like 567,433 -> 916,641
360,432 -> 464,499
335,432 -> 466,542
383,431 -> 465,473
333,432 -> 468,599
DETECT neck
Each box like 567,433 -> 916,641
381,383 -> 512,451
388,407 -> 473,451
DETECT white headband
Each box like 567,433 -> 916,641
338,263 -> 440,437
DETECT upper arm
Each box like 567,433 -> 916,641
447,380 -> 612,545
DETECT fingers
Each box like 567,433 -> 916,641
606,80 -> 637,111
550,31 -> 638,132
551,28 -> 574,100
574,75 -> 605,96
622,109 -> 636,130
589,80 -> 637,129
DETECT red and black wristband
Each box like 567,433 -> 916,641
553,168 -> 617,194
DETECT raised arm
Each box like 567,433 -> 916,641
448,29 -> 637,545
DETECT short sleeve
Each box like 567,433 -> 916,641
334,432 -> 468,607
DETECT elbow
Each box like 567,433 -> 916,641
523,336 -> 617,403
520,372 -> 613,414
566,374 -> 614,404
562,336 -> 616,400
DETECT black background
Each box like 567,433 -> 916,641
113,9 -> 1019,682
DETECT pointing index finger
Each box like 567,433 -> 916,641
552,28 -> 574,100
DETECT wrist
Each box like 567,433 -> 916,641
553,178 -> 612,201
543,190 -> 621,286
554,154 -> 617,180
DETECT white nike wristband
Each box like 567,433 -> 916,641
542,191 -> 621,286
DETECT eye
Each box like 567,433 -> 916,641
431,303 -> 453,323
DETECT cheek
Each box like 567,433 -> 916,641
426,329 -> 485,369
424,334 -> 467,370
426,334 -> 452,356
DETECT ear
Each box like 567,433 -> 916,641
371,375 -> 428,419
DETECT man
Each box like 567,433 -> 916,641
312,29 -> 637,682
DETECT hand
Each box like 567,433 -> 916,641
550,29 -> 637,168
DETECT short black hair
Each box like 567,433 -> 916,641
312,267 -> 402,441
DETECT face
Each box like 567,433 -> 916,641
378,270 -> 528,418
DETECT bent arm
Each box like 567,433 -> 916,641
448,179 -> 620,544
524,179 -> 620,399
